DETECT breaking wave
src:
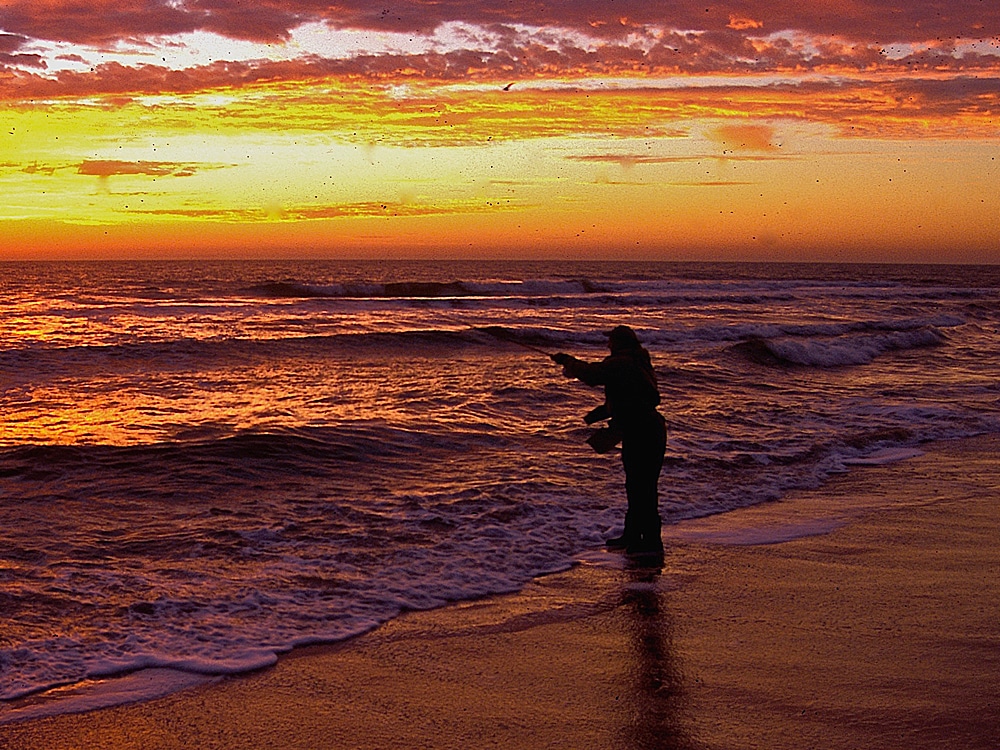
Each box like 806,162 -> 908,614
730,327 -> 947,368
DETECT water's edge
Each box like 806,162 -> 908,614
4,432 -> 991,726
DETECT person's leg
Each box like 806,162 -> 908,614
605,477 -> 639,549
624,417 -> 666,553
607,443 -> 643,549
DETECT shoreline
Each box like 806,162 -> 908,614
3,434 -> 1000,748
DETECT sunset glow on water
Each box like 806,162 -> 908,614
2,260 -> 1000,719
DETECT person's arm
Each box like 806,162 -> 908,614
551,353 -> 611,386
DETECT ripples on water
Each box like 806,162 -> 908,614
1,260 -> 999,707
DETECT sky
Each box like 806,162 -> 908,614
0,0 -> 997,261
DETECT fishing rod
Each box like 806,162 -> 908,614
481,326 -> 556,359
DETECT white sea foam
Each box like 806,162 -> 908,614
763,328 -> 946,367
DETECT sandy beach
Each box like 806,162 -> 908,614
3,435 -> 999,749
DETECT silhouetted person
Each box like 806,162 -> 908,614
553,326 -> 667,555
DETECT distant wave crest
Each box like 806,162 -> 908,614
247,278 -> 604,299
731,327 -> 947,368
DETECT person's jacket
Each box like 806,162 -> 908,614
562,346 -> 660,432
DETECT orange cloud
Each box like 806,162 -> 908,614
728,14 -> 763,31
2,1 -> 998,46
76,160 -> 198,177
708,124 -> 778,152
567,153 -> 789,167
4,32 -> 998,108
131,199 -> 524,223
4,73 -> 996,149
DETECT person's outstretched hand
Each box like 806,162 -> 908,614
551,352 -> 572,365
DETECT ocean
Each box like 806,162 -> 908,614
2,260 -> 999,719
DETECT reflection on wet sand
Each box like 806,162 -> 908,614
619,557 -> 695,750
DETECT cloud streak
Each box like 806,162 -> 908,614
1,1 -> 996,87
132,198 -> 525,222
2,61 -> 996,142
3,69 -> 995,154
2,0 -> 998,47
77,160 -> 199,177
567,152 -> 790,167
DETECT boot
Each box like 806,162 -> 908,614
605,534 -> 634,550
626,528 -> 663,556
607,508 -> 641,550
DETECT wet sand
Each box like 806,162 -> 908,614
3,436 -> 1000,749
